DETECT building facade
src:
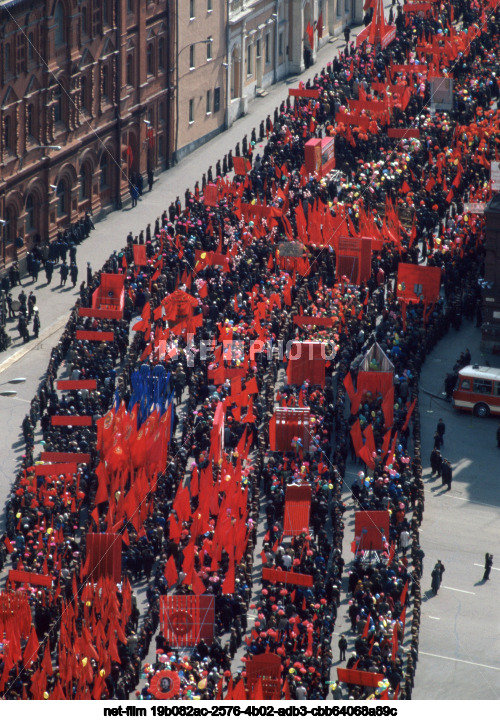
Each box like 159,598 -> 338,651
174,0 -> 228,162
0,0 -> 175,268
227,0 -> 361,127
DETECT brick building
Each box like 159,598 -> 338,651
0,0 -> 175,269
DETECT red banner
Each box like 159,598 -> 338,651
51,416 -> 92,426
133,245 -> 148,266
57,379 -> 97,391
35,463 -> 78,477
233,156 -> 250,175
356,370 -> 394,398
354,511 -> 390,552
203,184 -> 218,206
387,127 -> 420,139
397,263 -> 441,304
337,668 -> 385,687
75,330 -> 115,342
283,484 -> 312,536
262,567 -> 314,588
160,595 -> 215,647
79,307 -> 123,320
288,88 -> 320,99
246,653 -> 281,700
41,452 -> 91,464
293,315 -> 334,328
286,341 -> 326,387
8,570 -> 52,588
269,408 -> 310,453
91,273 -> 125,319
85,533 -> 122,583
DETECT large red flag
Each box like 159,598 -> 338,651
23,626 -> 40,668
164,555 -> 178,587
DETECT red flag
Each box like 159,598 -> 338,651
232,678 -> 247,700
362,613 -> 371,638
164,555 -> 178,587
23,626 -> 40,669
253,677 -> 264,700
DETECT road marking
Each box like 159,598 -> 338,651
474,563 -> 500,572
442,586 -> 475,595
419,652 -> 500,672
428,616 -> 440,620
445,495 -> 500,510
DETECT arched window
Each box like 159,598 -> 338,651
82,6 -> 87,35
28,33 -> 34,61
26,194 -> 36,231
158,134 -> 165,159
100,153 -> 109,190
147,44 -> 154,75
57,180 -> 66,217
102,65 -> 109,98
54,84 -> 63,123
126,54 -> 133,85
79,164 -> 90,200
3,207 -> 12,244
158,37 -> 165,69
27,104 -> 34,137
4,43 -> 11,73
55,2 -> 65,47
4,116 -> 11,151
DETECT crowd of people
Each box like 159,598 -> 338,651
0,0 -> 497,701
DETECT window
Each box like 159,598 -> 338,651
473,379 -> 492,395
460,380 -> 470,390
208,0 -> 212,10
247,43 -> 252,75
57,180 -> 66,216
206,38 -> 212,61
265,33 -> 270,64
159,102 -> 165,122
126,54 -> 133,85
26,195 -> 35,231
190,0 -> 195,19
17,37 -> 27,74
79,164 -> 90,201
4,43 -> 11,73
82,7 -> 88,35
345,0 -> 349,11
189,98 -> 194,123
54,85 -> 62,123
337,0 -> 341,16
102,64 -> 109,98
256,39 -> 261,58
103,0 -> 109,25
81,75 -> 90,111
158,37 -> 165,69
28,33 -> 34,61
189,44 -> 195,69
3,116 -> 12,152
147,44 -> 154,75
27,103 -> 34,136
213,86 -> 220,113
206,89 -> 211,114
100,153 -> 109,189
127,0 -> 133,13
158,134 -> 165,159
278,32 -> 283,56
54,2 -> 65,46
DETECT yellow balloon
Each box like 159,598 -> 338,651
398,284 -> 402,291
100,669 -> 105,677
198,679 -> 207,690
201,252 -> 207,259
47,528 -> 53,535
43,692 -> 49,700
16,513 -> 21,519
82,657 -> 88,667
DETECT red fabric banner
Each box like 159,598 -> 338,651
85,533 -> 122,583
8,570 -> 52,587
283,484 -> 312,536
387,127 -> 421,139
233,156 -> 250,175
133,245 -> 148,266
354,511 -> 390,551
160,595 -> 215,647
262,567 -> 314,588
286,341 -> 326,387
41,452 -> 91,464
203,184 -> 218,206
35,463 -> 78,477
51,416 -> 92,426
288,88 -> 320,99
293,315 -> 334,328
269,408 -> 310,453
246,653 -> 281,700
337,668 -> 385,687
57,379 -> 97,391
397,263 -> 441,304
75,330 -> 115,342
356,370 -> 394,398
79,307 -> 123,320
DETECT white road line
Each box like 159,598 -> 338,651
474,563 -> 500,572
428,616 -> 440,620
420,652 -> 500,672
446,495 -> 500,509
442,586 -> 475,595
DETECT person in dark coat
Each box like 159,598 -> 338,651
441,459 -> 452,490
59,260 -> 69,286
70,262 -> 78,287
483,553 -> 493,581
436,418 -> 445,445
430,447 -> 442,477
